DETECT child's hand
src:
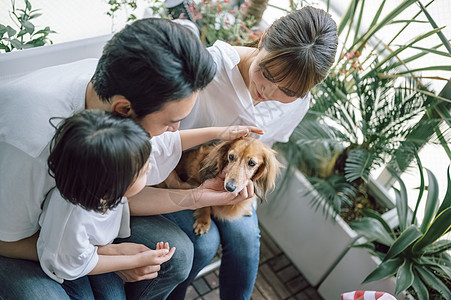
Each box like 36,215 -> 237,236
218,125 -> 264,141
115,242 -> 176,282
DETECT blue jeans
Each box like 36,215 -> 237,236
0,215 -> 193,300
163,208 -> 261,300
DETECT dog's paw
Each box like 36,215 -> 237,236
193,219 -> 211,235
243,207 -> 253,216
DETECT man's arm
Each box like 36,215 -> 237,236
0,232 -> 39,261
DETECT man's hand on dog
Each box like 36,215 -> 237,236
194,176 -> 255,208
218,125 -> 264,141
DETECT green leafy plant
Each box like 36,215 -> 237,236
276,0 -> 451,220
194,0 -> 258,46
350,164 -> 451,299
106,0 -> 139,22
104,0 -> 260,46
105,0 -> 165,31
0,0 -> 55,52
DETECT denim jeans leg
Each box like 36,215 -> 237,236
61,276 -> 95,300
163,209 -> 221,300
0,255 -> 71,300
114,215 -> 194,300
88,272 -> 126,300
215,207 -> 261,300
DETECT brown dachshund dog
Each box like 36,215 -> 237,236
167,136 -> 280,235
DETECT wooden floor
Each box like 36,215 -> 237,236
186,225 -> 323,300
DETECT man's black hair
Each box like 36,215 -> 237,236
91,18 -> 216,118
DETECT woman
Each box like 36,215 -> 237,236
165,6 -> 339,299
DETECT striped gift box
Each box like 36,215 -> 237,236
342,291 -> 397,300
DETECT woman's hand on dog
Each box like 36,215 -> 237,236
194,176 -> 255,208
217,125 -> 264,141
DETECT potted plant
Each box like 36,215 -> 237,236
349,164 -> 451,299
0,0 -> 55,53
258,0 -> 451,296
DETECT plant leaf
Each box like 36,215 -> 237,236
414,265 -> 451,299
423,240 -> 451,256
389,168 -> 408,231
344,148 -> 371,182
362,208 -> 393,235
6,25 -> 16,38
413,207 -> 451,253
417,0 -> 451,55
362,257 -> 403,284
352,0 -> 417,51
25,0 -> 32,11
411,272 -> 429,300
367,27 -> 445,75
420,168 -> 440,232
396,65 -> 451,75
384,225 -> 422,261
350,217 -> 395,246
22,20 -> 35,34
9,38 -> 23,49
437,166 -> 451,216
404,45 -> 451,58
395,260 -> 414,295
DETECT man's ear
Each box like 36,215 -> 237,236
111,97 -> 133,117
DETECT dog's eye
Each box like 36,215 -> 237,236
229,154 -> 234,161
248,160 -> 256,167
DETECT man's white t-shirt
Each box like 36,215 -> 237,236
180,40 -> 310,147
0,59 -> 182,242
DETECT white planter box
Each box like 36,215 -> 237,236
318,246 -> 401,299
258,168 -> 353,287
258,165 -> 400,298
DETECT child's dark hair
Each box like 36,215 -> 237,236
48,110 -> 152,213
91,18 -> 217,119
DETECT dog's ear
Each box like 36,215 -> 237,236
252,147 -> 280,199
199,141 -> 232,182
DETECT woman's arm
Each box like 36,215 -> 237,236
179,126 -> 263,150
129,177 -> 254,216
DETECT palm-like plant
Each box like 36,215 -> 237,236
276,0 -> 451,219
349,165 -> 451,299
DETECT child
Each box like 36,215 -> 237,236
38,109 -> 261,286
38,109 -> 174,286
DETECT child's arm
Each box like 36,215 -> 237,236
89,242 -> 175,278
180,125 -> 263,150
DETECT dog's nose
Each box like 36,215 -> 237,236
225,179 -> 236,192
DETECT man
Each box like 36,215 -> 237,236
0,18 -> 253,299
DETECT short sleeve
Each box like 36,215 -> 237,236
0,142 -> 54,241
147,131 -> 182,185
37,194 -> 99,283
256,93 -> 311,147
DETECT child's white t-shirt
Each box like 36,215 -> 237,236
180,40 -> 310,147
37,188 -> 130,283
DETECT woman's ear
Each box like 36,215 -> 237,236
111,97 -> 133,117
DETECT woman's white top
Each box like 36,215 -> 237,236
180,40 -> 310,147
37,189 -> 130,283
